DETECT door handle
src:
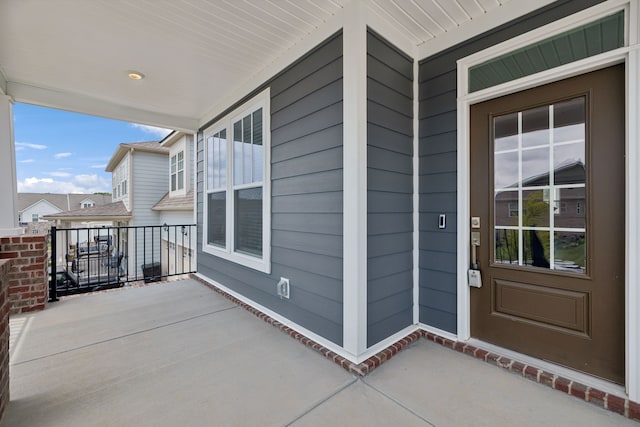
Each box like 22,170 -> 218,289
469,231 -> 482,288
471,231 -> 480,269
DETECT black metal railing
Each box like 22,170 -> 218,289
49,224 -> 196,300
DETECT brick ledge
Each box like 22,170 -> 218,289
191,275 -> 639,422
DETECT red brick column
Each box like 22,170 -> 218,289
0,259 -> 12,421
0,235 -> 49,314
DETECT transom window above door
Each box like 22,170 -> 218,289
468,11 -> 624,93
493,96 -> 586,273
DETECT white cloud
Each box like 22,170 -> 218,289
130,123 -> 172,138
19,159 -> 35,163
54,152 -> 72,159
73,174 -> 109,189
48,171 -> 71,177
90,164 -> 107,169
15,142 -> 47,151
18,174 -> 110,194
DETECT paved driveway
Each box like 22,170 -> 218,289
2,280 -> 634,426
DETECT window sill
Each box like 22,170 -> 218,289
202,244 -> 270,274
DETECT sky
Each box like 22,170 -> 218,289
13,103 -> 171,194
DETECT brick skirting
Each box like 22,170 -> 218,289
0,259 -> 12,423
0,235 -> 48,314
420,332 -> 640,422
192,274 -> 640,422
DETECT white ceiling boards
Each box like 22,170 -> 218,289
0,0 -> 551,130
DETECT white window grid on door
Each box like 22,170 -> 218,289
493,105 -> 586,272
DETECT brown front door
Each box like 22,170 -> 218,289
470,65 -> 625,384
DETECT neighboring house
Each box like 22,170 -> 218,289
46,142 -> 189,280
152,132 -> 195,276
18,193 -> 111,235
106,141 -> 170,277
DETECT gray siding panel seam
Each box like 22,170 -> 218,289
368,98 -> 413,121
269,261 -> 343,280
271,57 -> 343,114
367,55 -> 413,92
270,33 -> 343,96
367,75 -> 414,101
368,166 -> 413,177
367,267 -> 414,282
272,125 -> 343,160
272,93 -> 343,131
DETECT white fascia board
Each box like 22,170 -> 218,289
342,0 -> 368,358
198,7 -> 344,128
418,0 -> 556,60
7,81 -> 198,133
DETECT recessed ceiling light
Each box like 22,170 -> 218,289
127,71 -> 145,80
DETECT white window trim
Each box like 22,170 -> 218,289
170,150 -> 186,195
202,88 -> 271,274
455,0 -> 638,399
112,156 -> 130,203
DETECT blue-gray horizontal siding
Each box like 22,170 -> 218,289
197,32 -> 344,345
418,0 -> 605,333
367,30 -> 413,347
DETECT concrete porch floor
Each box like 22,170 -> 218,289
2,279 -> 634,426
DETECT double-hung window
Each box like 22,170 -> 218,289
171,151 -> 184,191
203,89 -> 270,273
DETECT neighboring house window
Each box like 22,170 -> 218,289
82,202 -> 94,208
508,203 -> 518,217
171,151 -> 185,192
31,229 -> 39,235
112,157 -> 129,201
203,89 -> 270,273
32,214 -> 39,222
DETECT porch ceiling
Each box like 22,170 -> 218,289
0,0 -> 552,132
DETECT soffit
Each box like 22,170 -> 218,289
0,0 -> 552,130
370,0 -> 508,45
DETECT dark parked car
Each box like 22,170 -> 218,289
53,252 -> 125,296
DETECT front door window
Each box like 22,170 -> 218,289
493,97 -> 586,273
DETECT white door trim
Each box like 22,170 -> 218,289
456,0 -> 639,399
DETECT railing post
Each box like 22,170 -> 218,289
49,226 -> 58,302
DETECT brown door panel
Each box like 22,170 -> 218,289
470,65 -> 625,384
